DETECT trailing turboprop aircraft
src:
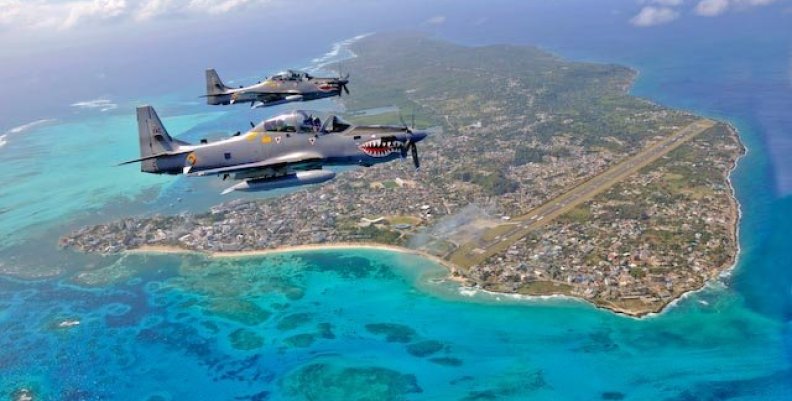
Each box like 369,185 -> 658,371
121,106 -> 426,194
204,69 -> 350,109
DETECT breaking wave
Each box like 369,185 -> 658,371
307,33 -> 373,72
1,119 -> 56,149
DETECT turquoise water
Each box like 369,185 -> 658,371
2,2 -> 792,399
0,111 -> 224,248
1,250 -> 788,400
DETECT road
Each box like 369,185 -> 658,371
446,119 -> 717,269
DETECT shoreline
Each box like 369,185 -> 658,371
127,243 -> 463,278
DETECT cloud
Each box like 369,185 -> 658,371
695,0 -> 781,16
630,6 -> 680,26
425,15 -> 446,25
649,0 -> 685,6
0,0 -> 268,30
65,0 -> 127,28
0,0 -> 128,30
136,0 -> 173,20
71,98 -> 118,112
186,0 -> 255,15
695,0 -> 731,15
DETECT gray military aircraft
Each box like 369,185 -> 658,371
121,106 -> 426,194
204,69 -> 350,109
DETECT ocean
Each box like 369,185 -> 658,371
1,1 -> 791,399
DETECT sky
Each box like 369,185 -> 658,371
0,0 -> 788,130
0,0 -> 785,34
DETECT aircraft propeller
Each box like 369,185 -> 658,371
398,108 -> 421,169
409,141 -> 420,169
337,73 -> 350,96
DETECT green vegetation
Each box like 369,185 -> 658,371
454,168 -> 519,196
513,147 -> 548,165
351,225 -> 401,244
516,281 -> 574,296
563,205 -> 591,224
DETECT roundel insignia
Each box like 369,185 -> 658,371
309,137 -> 316,145
186,153 -> 198,165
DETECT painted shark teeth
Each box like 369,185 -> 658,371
359,139 -> 402,157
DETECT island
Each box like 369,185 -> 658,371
60,33 -> 744,317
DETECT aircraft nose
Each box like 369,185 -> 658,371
409,131 -> 427,143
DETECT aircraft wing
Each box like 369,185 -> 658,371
249,90 -> 302,95
187,151 -> 324,177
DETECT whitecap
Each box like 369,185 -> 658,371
1,119 -> 56,149
6,119 -> 55,134
458,286 -> 479,297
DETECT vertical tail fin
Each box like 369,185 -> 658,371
137,105 -> 178,173
206,68 -> 230,97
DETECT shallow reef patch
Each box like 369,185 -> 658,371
205,299 -> 272,326
365,323 -> 416,343
276,313 -> 312,331
229,328 -> 265,351
283,333 -> 316,348
428,357 -> 464,367
405,340 -> 444,357
284,362 -> 422,401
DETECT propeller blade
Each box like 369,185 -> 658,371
410,143 -> 420,169
342,84 -> 350,95
398,109 -> 407,128
250,121 -> 255,128
401,139 -> 410,158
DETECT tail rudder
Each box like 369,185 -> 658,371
136,105 -> 179,173
206,68 -> 230,98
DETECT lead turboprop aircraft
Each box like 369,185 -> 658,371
121,107 -> 426,194
204,69 -> 350,109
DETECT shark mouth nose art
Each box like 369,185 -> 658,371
359,139 -> 402,157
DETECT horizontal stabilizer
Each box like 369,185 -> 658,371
118,149 -> 192,166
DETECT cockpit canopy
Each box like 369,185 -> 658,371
252,111 -> 351,134
269,69 -> 313,81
